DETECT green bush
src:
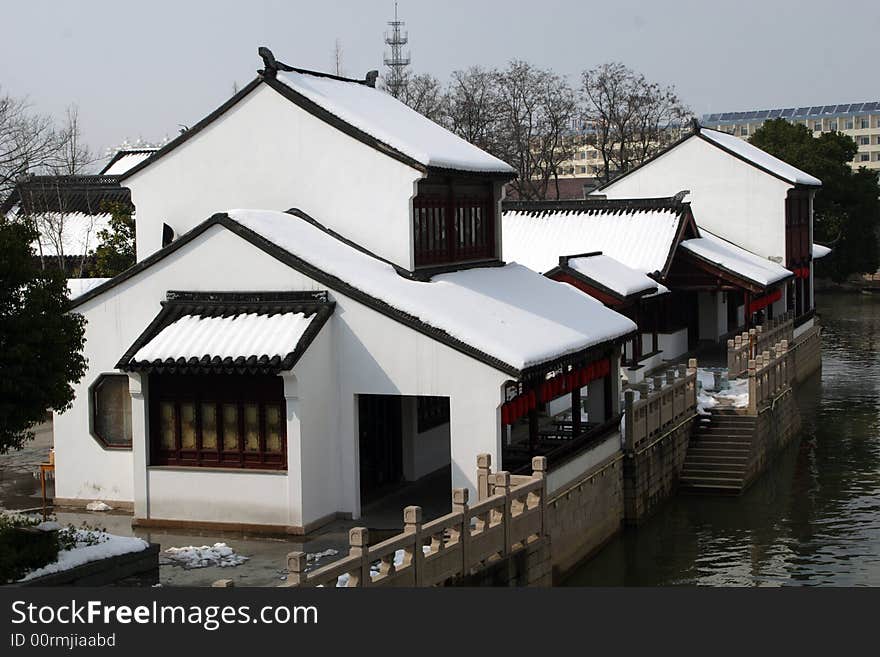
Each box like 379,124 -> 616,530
0,515 -> 59,583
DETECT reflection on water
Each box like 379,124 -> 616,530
566,292 -> 880,586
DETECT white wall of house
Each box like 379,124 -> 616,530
125,84 -> 424,270
658,328 -> 688,362
56,225 -> 509,528
601,137 -> 793,263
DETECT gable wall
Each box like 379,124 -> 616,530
601,137 -> 793,262
57,226 -> 508,524
126,84 -> 424,269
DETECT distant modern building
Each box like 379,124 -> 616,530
703,102 -> 880,171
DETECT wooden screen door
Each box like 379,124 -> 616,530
358,395 -> 403,501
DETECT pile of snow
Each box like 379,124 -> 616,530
85,500 -> 113,512
161,543 -> 248,569
19,529 -> 149,582
697,367 -> 749,412
307,548 -> 339,564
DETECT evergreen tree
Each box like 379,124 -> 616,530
0,216 -> 86,453
750,119 -> 880,281
89,201 -> 135,277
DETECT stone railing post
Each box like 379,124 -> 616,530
285,551 -> 307,587
349,527 -> 370,587
780,339 -> 789,385
749,328 -> 757,358
624,389 -> 635,452
477,453 -> 492,501
748,359 -> 757,415
727,339 -> 735,373
403,505 -> 423,586
452,488 -> 470,576
532,456 -> 547,539
652,375 -> 664,392
494,471 -> 511,556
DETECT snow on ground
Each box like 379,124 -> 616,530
19,529 -> 149,582
697,367 -> 750,412
161,543 -> 249,569
85,500 -> 113,511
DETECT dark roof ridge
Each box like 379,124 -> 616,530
502,194 -> 690,214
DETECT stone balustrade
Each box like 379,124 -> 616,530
747,339 -> 790,415
281,456 -> 547,588
623,360 -> 698,453
728,311 -> 794,377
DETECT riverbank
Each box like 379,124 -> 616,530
566,291 -> 880,586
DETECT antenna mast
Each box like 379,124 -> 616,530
383,2 -> 410,97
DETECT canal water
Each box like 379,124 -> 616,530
566,291 -> 880,586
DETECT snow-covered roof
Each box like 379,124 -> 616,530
101,149 -> 159,175
699,127 -> 822,186
274,70 -> 515,174
812,243 -> 831,259
224,209 -> 635,372
681,229 -> 792,287
67,278 -> 111,300
120,292 -> 334,374
564,254 -> 667,299
502,199 -> 688,276
132,312 -> 318,365
28,212 -> 111,257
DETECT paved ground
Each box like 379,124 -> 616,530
1,421 -> 451,587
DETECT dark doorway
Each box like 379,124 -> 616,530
358,395 -> 404,503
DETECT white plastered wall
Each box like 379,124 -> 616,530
601,137 -> 793,262
125,84 -> 423,270
56,225 -> 509,527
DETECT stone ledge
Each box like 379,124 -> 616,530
8,544 -> 160,587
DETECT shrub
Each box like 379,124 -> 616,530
0,514 -> 59,583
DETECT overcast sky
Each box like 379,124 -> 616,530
2,0 -> 878,163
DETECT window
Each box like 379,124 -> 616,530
858,136 -> 870,145
149,374 -> 286,469
814,121 -> 823,131
413,178 -> 496,268
417,397 -> 450,433
740,125 -> 749,136
828,120 -> 838,131
874,152 -> 880,161
860,118 -> 870,129
845,119 -> 854,130
90,375 -> 132,448
578,166 -> 587,174
860,153 -> 870,162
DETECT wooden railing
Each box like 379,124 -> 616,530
623,360 -> 698,452
747,340 -> 790,414
282,456 -> 547,588
727,311 -> 794,377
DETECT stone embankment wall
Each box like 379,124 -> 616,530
744,388 -> 802,489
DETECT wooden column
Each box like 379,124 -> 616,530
528,408 -> 539,455
570,384 -> 582,436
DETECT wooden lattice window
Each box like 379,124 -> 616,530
149,374 -> 286,470
413,179 -> 496,267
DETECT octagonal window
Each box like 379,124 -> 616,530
90,375 -> 132,448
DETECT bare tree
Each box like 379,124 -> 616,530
581,62 -> 691,183
398,72 -> 447,124
0,90 -> 58,197
445,66 -> 500,152
493,61 -> 578,200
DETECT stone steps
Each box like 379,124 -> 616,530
680,408 -> 757,495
